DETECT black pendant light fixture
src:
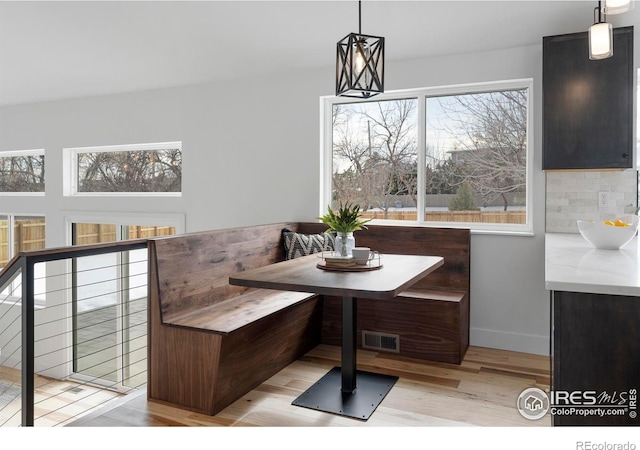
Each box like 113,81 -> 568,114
336,1 -> 385,98
589,1 -> 613,59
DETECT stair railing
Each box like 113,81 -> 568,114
0,239 -> 148,426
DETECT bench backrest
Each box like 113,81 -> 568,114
150,221 -> 470,323
149,222 -> 299,323
298,222 -> 470,293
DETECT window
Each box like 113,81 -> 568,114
0,215 -> 46,269
65,212 -> 183,390
64,142 -> 182,196
322,80 -> 532,234
0,214 -> 46,303
0,149 -> 45,194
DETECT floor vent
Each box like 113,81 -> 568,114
362,330 -> 400,353
61,386 -> 85,394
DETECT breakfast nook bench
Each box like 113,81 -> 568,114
147,223 -> 323,416
147,221 -> 470,416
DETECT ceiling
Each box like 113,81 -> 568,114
0,0 -> 637,107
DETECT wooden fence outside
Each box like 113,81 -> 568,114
72,224 -> 176,245
0,219 -> 47,266
0,221 -> 175,266
360,210 -> 526,224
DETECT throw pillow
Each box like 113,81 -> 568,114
282,228 -> 335,260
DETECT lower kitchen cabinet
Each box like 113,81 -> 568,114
551,291 -> 640,426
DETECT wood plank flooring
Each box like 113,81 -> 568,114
0,365 -> 122,427
68,344 -> 551,427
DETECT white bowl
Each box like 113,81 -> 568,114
577,216 -> 638,250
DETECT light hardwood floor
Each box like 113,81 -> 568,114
69,344 -> 551,427
0,366 -> 122,427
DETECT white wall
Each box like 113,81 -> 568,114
0,38 -> 614,357
386,45 -> 550,354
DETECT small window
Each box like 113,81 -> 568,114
0,149 -> 45,194
64,142 -> 182,196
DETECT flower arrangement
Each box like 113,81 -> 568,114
318,202 -> 371,257
318,202 -> 371,234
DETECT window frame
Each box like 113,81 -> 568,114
320,79 -> 534,235
0,149 -> 46,196
63,141 -> 182,197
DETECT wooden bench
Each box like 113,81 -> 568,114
147,222 -> 323,416
147,221 -> 470,416
298,222 -> 470,364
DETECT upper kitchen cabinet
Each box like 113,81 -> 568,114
543,27 -> 634,170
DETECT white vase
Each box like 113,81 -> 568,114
335,232 -> 355,257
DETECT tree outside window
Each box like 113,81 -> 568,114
77,148 -> 181,193
0,153 -> 45,193
332,99 -> 418,220
329,84 -> 528,227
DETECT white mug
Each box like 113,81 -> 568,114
352,247 -> 376,265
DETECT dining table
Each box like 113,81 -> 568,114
229,252 -> 444,420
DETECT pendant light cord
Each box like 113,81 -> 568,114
594,1 -> 606,24
358,1 -> 362,35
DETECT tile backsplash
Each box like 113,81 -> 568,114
545,169 -> 638,233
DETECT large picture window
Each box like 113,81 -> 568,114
64,142 -> 182,196
0,150 -> 45,194
323,80 -> 532,233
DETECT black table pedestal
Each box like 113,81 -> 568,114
291,296 -> 398,420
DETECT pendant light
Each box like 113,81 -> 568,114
336,1 -> 385,98
589,1 -> 613,60
602,0 -> 634,14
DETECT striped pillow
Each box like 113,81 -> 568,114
282,229 -> 335,260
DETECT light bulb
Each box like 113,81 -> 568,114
352,39 -> 370,87
354,47 -> 366,75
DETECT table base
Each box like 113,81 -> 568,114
291,367 -> 398,420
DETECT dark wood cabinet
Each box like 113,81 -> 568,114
551,290 -> 640,426
543,27 -> 634,170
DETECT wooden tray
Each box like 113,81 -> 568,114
316,261 -> 383,272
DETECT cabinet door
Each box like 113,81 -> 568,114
552,291 -> 640,426
543,27 -> 634,170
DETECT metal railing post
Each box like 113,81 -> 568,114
21,256 -> 35,426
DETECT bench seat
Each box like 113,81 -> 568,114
164,289 -> 317,335
147,222 -> 323,416
399,287 -> 466,303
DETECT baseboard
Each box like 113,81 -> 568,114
470,327 -> 549,356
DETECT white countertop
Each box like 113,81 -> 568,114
545,233 -> 640,296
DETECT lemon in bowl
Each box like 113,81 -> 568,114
577,215 -> 639,250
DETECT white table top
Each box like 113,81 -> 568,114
545,233 -> 640,297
